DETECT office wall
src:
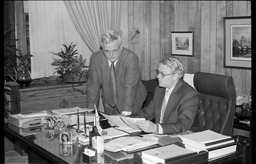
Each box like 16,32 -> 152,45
120,1 -> 251,96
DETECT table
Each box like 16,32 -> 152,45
5,121 -> 244,164
233,108 -> 251,131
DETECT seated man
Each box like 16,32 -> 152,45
131,57 -> 199,135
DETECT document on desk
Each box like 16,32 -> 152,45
100,112 -> 144,133
104,136 -> 158,153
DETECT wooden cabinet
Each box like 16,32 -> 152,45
19,83 -> 87,114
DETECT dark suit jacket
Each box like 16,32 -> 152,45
132,79 -> 199,134
86,47 -> 147,114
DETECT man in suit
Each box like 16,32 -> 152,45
86,30 -> 147,116
132,57 -> 199,134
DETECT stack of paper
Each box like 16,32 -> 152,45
179,130 -> 236,161
104,136 -> 158,153
141,144 -> 197,164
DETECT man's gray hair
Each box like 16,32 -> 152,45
160,57 -> 185,78
100,30 -> 122,46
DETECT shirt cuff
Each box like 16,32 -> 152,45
158,124 -> 163,134
121,111 -> 132,116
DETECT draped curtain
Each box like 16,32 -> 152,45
28,1 -> 121,78
63,1 -> 121,53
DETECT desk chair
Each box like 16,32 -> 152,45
191,72 -> 236,136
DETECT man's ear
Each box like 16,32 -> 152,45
173,73 -> 179,81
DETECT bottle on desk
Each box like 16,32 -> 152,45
89,126 -> 104,154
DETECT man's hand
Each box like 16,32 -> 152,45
136,120 -> 157,133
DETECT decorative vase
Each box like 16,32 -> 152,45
16,68 -> 33,88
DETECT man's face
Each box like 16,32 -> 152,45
102,40 -> 121,62
156,64 -> 178,88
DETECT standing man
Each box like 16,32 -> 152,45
132,57 -> 199,135
86,30 -> 147,116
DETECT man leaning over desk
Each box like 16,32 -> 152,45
86,30 -> 147,116
131,57 -> 199,135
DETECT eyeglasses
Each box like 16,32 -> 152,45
104,47 -> 121,56
155,69 -> 174,78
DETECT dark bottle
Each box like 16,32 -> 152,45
89,126 -> 100,147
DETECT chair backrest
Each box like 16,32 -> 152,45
141,78 -> 159,108
191,72 -> 236,136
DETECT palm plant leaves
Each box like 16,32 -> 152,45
51,42 -> 86,82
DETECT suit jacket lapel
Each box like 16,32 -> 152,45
162,80 -> 184,121
155,87 -> 166,122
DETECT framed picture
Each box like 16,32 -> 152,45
59,132 -> 72,144
224,17 -> 251,68
171,31 -> 193,56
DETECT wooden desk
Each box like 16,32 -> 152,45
5,121 -> 244,164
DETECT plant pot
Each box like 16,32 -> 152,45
17,69 -> 33,88
65,72 -> 88,84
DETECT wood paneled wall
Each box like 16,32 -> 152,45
120,1 -> 251,96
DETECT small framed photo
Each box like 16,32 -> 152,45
59,132 -> 72,144
171,31 -> 193,56
224,17 -> 251,68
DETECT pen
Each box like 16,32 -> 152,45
84,112 -> 86,136
76,109 -> 82,133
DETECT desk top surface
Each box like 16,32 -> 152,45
5,121 -> 243,164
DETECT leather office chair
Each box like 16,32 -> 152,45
191,72 -> 236,136
141,78 -> 159,109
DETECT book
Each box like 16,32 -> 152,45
142,150 -> 208,164
208,144 -> 237,161
100,112 -> 145,133
104,136 -> 158,153
179,130 -> 234,149
183,141 -> 237,161
141,144 -> 197,164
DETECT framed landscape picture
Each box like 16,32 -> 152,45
224,17 -> 251,68
171,31 -> 193,56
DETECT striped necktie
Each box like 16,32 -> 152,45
110,61 -> 117,107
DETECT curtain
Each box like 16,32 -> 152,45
28,1 -> 92,78
63,1 -> 121,53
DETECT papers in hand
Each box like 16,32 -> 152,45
100,112 -> 144,133
104,136 -> 158,153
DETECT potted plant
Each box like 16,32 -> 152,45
51,42 -> 88,83
4,25 -> 18,119
16,52 -> 33,87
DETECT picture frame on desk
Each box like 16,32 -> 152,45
224,17 -> 251,68
59,132 -> 72,144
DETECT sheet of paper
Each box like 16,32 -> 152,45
100,113 -> 128,127
104,136 -> 158,152
120,117 -> 145,130
100,112 -> 144,131
69,114 -> 95,124
101,127 -> 129,140
115,126 -> 141,134
17,110 -> 48,119
51,107 -> 93,115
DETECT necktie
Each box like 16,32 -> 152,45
160,89 -> 169,123
110,61 -> 117,107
